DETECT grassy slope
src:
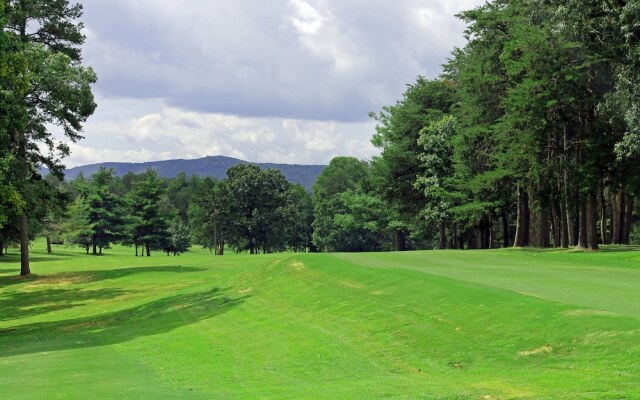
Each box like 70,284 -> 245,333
1,243 -> 639,399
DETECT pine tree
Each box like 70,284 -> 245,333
2,0 -> 96,274
128,169 -> 171,257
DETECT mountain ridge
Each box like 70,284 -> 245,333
62,155 -> 326,191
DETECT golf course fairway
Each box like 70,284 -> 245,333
1,244 -> 639,399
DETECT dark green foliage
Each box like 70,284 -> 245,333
224,165 -> 291,254
370,78 -> 456,224
366,0 -> 640,250
283,184 -> 314,253
0,157 -> 23,230
62,196 -> 92,253
82,168 -> 127,255
188,168 -> 313,255
165,218 -> 191,255
127,169 -> 171,256
188,177 -> 230,255
312,157 -> 395,252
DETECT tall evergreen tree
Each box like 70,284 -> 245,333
128,169 -> 171,257
84,168 -> 127,255
370,77 -> 455,247
2,0 -> 96,274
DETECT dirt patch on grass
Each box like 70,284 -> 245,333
290,261 -> 306,271
518,345 -> 553,357
239,287 -> 253,294
474,381 -> 533,399
24,273 -> 95,288
562,309 -> 616,316
448,361 -> 466,369
338,280 -> 365,289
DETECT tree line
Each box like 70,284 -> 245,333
0,165 -> 315,258
322,0 -> 640,252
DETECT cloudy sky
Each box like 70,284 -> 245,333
67,0 -> 484,167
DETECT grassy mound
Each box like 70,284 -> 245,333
1,243 -> 639,399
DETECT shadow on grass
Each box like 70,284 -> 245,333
0,253 -> 71,265
596,245 -> 640,253
0,287 -> 131,322
1,252 -> 104,263
0,265 -> 207,288
0,269 -> 16,274
0,288 -> 246,357
26,256 -> 71,263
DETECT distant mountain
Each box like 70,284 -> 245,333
62,156 -> 326,191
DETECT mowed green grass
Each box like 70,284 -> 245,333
1,242 -> 639,399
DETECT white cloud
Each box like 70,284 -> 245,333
69,0 -> 485,167
81,0 -> 484,121
285,0 -> 364,73
66,144 -> 173,167
289,0 -> 325,34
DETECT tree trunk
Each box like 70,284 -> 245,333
563,135 -> 576,246
537,202 -> 550,248
552,196 -> 565,248
611,191 -> 622,244
599,188 -> 608,245
586,191 -> 599,250
566,196 -> 578,247
623,195 -> 634,245
452,224 -> 462,249
550,200 -> 558,247
396,230 -> 407,252
501,207 -> 509,248
559,198 -> 569,248
523,190 -> 531,246
514,186 -> 529,247
488,213 -> 494,249
528,190 -> 538,248
577,197 -> 588,249
135,243 -> 138,257
0,241 -> 4,256
468,229 -> 478,250
438,221 -> 447,250
92,241 -> 97,255
145,242 -> 151,257
20,213 -> 30,276
46,236 -> 52,254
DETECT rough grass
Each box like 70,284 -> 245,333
1,242 -> 639,399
